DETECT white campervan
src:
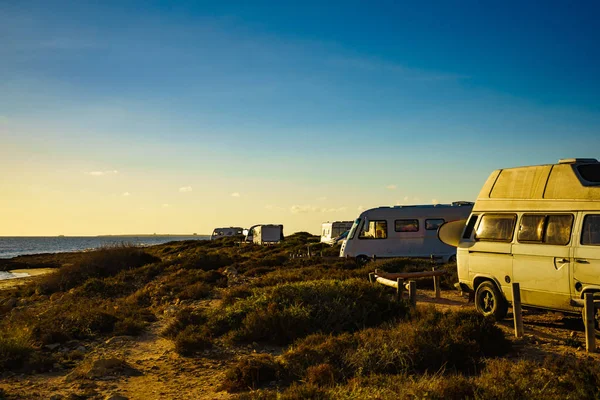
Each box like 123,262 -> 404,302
321,221 -> 354,245
210,227 -> 244,241
248,224 -> 284,245
340,202 -> 474,263
448,158 -> 600,321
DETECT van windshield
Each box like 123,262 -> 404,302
348,218 -> 361,240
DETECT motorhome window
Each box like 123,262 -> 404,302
425,219 -> 445,231
359,220 -> 388,239
577,164 -> 600,183
518,215 -> 545,242
581,215 -> 600,246
332,227 -> 346,237
475,214 -> 516,242
544,215 -> 573,245
348,218 -> 360,240
462,215 -> 478,239
395,219 -> 419,232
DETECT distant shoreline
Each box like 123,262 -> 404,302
0,234 -> 209,238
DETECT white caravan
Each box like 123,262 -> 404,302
340,202 -> 474,262
210,227 -> 244,241
249,224 -> 284,245
442,158 -> 600,321
321,221 -> 354,244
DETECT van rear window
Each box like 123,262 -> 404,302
577,164 -> 600,183
582,215 -> 600,246
475,214 -> 516,242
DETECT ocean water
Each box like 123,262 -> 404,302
0,235 -> 209,259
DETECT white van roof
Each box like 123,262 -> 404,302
475,158 -> 600,212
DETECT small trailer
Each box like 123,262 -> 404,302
210,227 -> 244,241
252,224 -> 284,245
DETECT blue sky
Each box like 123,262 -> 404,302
1,1 -> 599,235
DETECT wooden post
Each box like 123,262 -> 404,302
368,272 -> 374,284
512,282 -> 524,338
408,281 -> 417,307
585,293 -> 596,353
432,267 -> 440,299
307,245 -> 311,258
396,278 -> 403,301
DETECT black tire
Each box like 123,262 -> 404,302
447,255 -> 457,263
356,255 -> 370,264
475,281 -> 508,321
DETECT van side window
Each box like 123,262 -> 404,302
395,219 -> 419,232
359,220 -> 388,239
581,215 -> 600,246
518,215 -> 545,242
463,215 -> 478,239
475,214 -> 516,242
517,214 -> 573,245
425,219 -> 445,230
545,215 -> 573,245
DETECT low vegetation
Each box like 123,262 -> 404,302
1,233 -> 600,400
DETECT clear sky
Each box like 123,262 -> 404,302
1,0 -> 599,236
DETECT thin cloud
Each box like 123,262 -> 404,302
357,205 -> 365,212
231,192 -> 241,197
432,199 -> 439,205
328,55 -> 469,82
265,204 -> 274,210
317,196 -> 328,201
122,192 -> 130,197
162,203 -> 170,208
386,184 -> 397,190
291,205 -> 347,214
179,186 -> 193,193
87,170 -> 119,176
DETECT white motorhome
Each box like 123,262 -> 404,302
445,158 -> 600,321
340,202 -> 474,262
250,224 -> 284,245
210,227 -> 244,241
321,221 -> 354,245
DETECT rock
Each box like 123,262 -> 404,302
45,343 -> 61,351
76,346 -> 86,352
570,331 -> 577,338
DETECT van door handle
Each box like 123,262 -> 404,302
576,259 -> 590,264
557,258 -> 569,263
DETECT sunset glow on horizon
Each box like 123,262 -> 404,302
2,1 -> 599,236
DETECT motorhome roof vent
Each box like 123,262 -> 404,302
558,158 -> 598,164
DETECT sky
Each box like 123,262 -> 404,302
1,0 -> 600,236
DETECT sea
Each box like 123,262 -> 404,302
0,235 -> 210,260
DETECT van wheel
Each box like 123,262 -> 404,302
356,255 -> 370,264
447,255 -> 456,263
475,282 -> 508,321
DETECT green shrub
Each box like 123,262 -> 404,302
36,245 -> 159,294
174,326 -> 213,356
221,353 -> 281,392
0,332 -> 34,372
206,279 -> 409,345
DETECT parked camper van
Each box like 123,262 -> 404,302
340,202 -> 474,262
321,221 -> 354,245
210,227 -> 243,241
252,224 -> 284,245
447,158 -> 600,321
